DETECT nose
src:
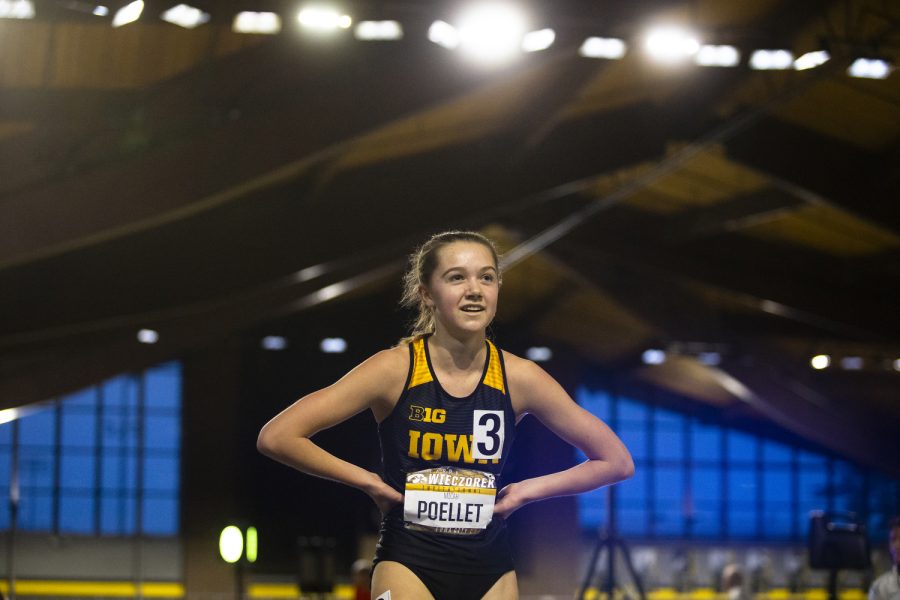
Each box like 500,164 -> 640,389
465,277 -> 483,297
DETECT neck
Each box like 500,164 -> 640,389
429,328 -> 485,366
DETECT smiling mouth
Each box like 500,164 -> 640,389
460,306 -> 485,312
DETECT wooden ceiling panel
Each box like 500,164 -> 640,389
1,21 -> 263,90
743,203 -> 900,256
0,22 -> 52,86
776,79 -> 900,151
533,288 -> 659,362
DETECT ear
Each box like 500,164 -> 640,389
420,284 -> 434,308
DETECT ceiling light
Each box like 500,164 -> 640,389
521,28 -> 555,53
456,2 -> 528,65
428,20 -> 459,49
793,50 -> 830,70
112,0 -> 143,27
694,44 -> 740,67
642,349 -> 666,365
847,58 -> 892,79
58,0 -> 101,16
894,359 -> 900,372
320,337 -> 347,354
579,37 -> 627,60
233,11 -> 281,34
0,0 -> 35,19
137,329 -> 159,344
162,4 -> 209,29
0,408 -> 21,425
261,336 -> 288,351
840,356 -> 863,370
93,5 -> 108,16
354,20 -> 403,41
297,6 -> 352,31
749,49 -> 794,70
644,26 -> 700,62
810,354 -> 830,370
526,347 -> 552,362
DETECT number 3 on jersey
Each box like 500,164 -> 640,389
472,410 -> 504,460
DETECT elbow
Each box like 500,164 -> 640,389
256,423 -> 281,459
614,448 -> 635,482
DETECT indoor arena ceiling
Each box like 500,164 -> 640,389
1,0 -> 899,476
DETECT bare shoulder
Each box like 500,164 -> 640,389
502,350 -> 559,417
358,344 -> 410,420
503,349 -> 555,384
364,344 -> 409,374
502,349 -> 539,381
349,344 -> 408,390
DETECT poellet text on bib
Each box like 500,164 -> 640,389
403,466 -> 496,536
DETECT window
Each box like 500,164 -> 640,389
0,362 -> 181,536
576,387 -> 900,541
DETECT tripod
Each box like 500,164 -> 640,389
577,486 -> 646,600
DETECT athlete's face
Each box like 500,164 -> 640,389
422,241 -> 499,336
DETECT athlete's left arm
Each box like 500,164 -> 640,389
494,354 -> 634,518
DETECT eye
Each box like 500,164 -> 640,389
449,273 -> 464,281
481,273 -> 495,283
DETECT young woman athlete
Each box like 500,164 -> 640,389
257,231 -> 634,600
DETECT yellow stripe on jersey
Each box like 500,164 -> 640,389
408,337 -> 433,388
405,483 -> 497,495
482,340 -> 505,393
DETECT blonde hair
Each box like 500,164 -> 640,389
399,231 -> 501,345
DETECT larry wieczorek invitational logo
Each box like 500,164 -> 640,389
403,466 -> 497,536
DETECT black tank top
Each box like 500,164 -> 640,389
374,335 -> 517,574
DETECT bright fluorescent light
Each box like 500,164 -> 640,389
0,0 -> 35,19
793,50 -> 830,70
642,349 -> 666,365
456,3 -> 528,64
894,358 -> 900,372
93,5 -> 108,16
233,11 -> 281,34
320,337 -> 347,353
0,402 -> 52,425
219,526 -> 243,564
428,20 -> 460,49
354,20 -> 403,41
521,28 -> 555,52
810,354 -> 830,370
749,49 -> 794,70
579,37 -> 627,59
526,347 -> 552,362
847,58 -> 892,79
261,336 -> 288,351
137,329 -> 159,344
297,7 -> 352,31
162,4 -> 209,29
112,0 -> 143,27
694,44 -> 740,67
0,408 -> 21,425
644,26 -> 700,62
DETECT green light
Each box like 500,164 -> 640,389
219,525 -> 243,563
246,527 -> 258,563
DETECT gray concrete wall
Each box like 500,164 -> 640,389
0,533 -> 181,580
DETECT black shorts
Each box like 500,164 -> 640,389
394,561 -> 511,600
373,507 -> 515,598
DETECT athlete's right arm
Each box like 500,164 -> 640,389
256,347 -> 406,514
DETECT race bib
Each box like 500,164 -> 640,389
472,410 -> 504,460
403,466 -> 496,536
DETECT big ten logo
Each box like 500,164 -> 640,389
409,405 -> 446,424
